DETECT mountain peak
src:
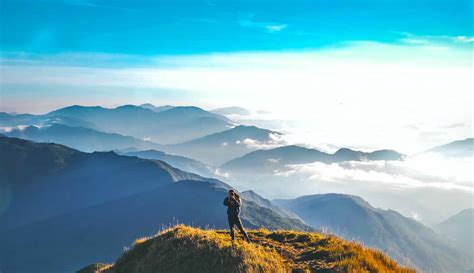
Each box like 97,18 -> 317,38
139,103 -> 175,113
161,105 -> 206,113
139,103 -> 157,108
114,104 -> 142,110
78,225 -> 414,273
288,193 -> 373,210
50,105 -> 104,112
424,138 -> 474,157
230,125 -> 280,134
334,147 -> 357,154
157,106 -> 231,123
211,106 -> 251,116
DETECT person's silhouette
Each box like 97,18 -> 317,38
223,189 -> 251,242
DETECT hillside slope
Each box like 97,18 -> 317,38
0,136 -> 309,273
123,149 -> 216,178
78,225 -> 415,273
275,194 -> 471,273
424,138 -> 474,157
0,112 -> 99,130
164,125 -> 283,165
6,123 -> 164,152
435,208 -> 474,257
0,135 -> 198,230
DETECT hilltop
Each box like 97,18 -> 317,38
78,225 -> 414,273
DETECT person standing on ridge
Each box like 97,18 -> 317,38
223,189 -> 251,243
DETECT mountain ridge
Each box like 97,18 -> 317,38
162,125 -> 283,165
434,208 -> 474,258
46,104 -> 234,144
221,144 -> 404,171
424,138 -> 473,157
274,193 -> 471,273
122,149 -> 217,178
5,123 -> 164,152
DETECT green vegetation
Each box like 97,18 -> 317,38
79,225 -> 415,273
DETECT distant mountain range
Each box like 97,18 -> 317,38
138,103 -> 174,113
2,104 -> 234,144
2,105 -> 292,165
121,149 -> 217,178
5,123 -> 163,152
240,190 -> 300,220
47,105 -> 233,144
162,125 -> 284,165
0,112 -> 100,130
274,194 -> 471,273
221,145 -> 404,172
211,106 -> 251,116
435,208 -> 474,258
424,138 -> 473,157
0,136 -> 308,273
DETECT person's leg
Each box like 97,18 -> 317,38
228,216 -> 235,241
235,217 -> 251,242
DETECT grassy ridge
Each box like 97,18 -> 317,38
79,225 -> 415,273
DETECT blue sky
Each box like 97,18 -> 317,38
0,0 -> 473,153
1,0 -> 472,55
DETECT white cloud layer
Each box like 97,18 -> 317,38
1,39 -> 472,154
229,154 -> 473,224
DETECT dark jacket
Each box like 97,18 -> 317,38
223,196 -> 241,217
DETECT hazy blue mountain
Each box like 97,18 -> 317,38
47,105 -> 233,144
0,180 -> 309,273
211,106 -> 251,116
0,135 -> 198,230
435,208 -> 474,257
0,112 -> 99,130
221,145 -> 404,172
122,149 -> 217,178
240,190 -> 300,220
275,194 -> 471,273
5,123 -> 163,152
138,103 -> 174,113
0,136 -> 309,273
0,112 -> 39,126
163,125 -> 283,165
334,147 -> 404,161
424,138 -> 474,157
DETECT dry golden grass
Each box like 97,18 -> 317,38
76,263 -> 112,273
86,225 -> 415,273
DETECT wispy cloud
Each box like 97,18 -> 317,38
236,133 -> 287,150
455,36 -> 474,43
61,0 -> 140,11
263,24 -> 288,33
238,16 -> 288,33
398,32 -> 474,46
